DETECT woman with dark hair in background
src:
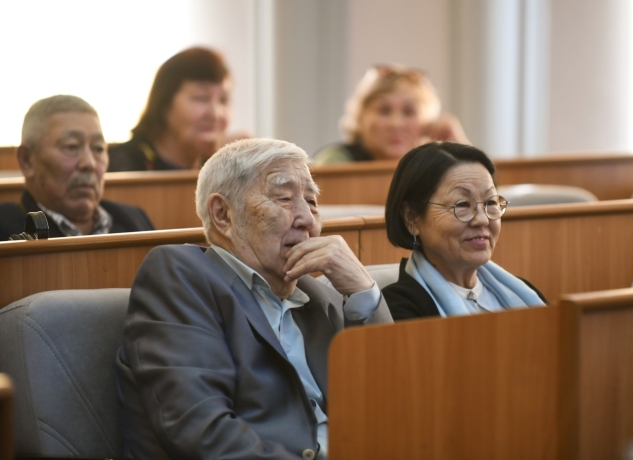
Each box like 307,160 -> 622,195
382,142 -> 546,320
313,65 -> 469,165
109,47 -> 248,171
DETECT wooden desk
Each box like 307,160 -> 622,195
329,288 -> 633,459
0,218 -> 365,308
0,146 -> 17,171
2,200 -> 633,307
2,153 -> 633,231
495,152 -> 633,200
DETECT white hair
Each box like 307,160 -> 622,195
195,138 -> 314,242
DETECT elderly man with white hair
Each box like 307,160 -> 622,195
116,138 -> 393,460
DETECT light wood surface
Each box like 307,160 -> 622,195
0,146 -> 17,171
0,218 -> 363,308
560,289 -> 633,460
495,152 -> 633,200
0,373 -> 13,460
494,199 -> 633,303
2,200 -> 633,307
2,152 -> 633,231
329,290 -> 633,459
328,304 -> 578,459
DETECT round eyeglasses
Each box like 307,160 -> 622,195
425,195 -> 508,222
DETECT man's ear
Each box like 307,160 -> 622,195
207,193 -> 235,238
17,145 -> 35,179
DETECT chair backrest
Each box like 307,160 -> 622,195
497,183 -> 598,206
0,373 -> 13,460
0,289 -> 130,457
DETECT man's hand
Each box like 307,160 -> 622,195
283,235 -> 374,296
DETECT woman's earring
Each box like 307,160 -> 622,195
413,234 -> 419,249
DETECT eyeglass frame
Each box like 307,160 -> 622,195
424,195 -> 509,222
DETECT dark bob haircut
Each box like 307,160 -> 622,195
132,47 -> 230,140
385,142 -> 496,250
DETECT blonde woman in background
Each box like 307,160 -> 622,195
313,64 -> 469,165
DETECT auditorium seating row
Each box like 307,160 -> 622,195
1,152 -> 633,230
2,262 -> 632,459
2,198 -> 633,308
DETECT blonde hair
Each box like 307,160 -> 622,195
340,65 -> 442,144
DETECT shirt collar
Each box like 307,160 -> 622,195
211,245 -> 309,304
36,201 -> 112,237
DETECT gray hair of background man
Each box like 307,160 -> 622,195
195,137 -> 316,243
21,95 -> 99,151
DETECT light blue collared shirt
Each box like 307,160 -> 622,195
212,245 -> 381,459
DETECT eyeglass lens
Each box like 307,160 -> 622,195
454,195 -> 507,222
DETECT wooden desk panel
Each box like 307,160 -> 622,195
329,290 -> 633,459
311,160 -> 398,205
494,200 -> 633,303
495,152 -> 633,200
329,305 -> 577,459
103,171 -> 199,229
0,146 -> 17,171
560,289 -> 633,460
0,218 -> 364,308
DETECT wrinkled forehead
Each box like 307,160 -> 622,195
46,112 -> 104,138
261,160 -> 319,194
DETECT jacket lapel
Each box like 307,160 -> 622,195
291,291 -> 335,401
203,248 -> 288,359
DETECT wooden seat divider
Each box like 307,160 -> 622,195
328,287 -> 633,459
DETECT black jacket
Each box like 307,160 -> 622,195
383,258 -> 548,321
0,190 -> 155,241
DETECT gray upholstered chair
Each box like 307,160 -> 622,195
0,289 -> 130,458
497,183 -> 598,206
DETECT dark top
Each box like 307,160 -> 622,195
383,258 -> 548,321
0,190 -> 155,240
336,143 -> 374,162
108,135 -> 182,172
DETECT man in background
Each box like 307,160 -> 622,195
0,95 -> 154,240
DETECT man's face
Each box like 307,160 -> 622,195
22,112 -> 108,223
230,160 -> 322,295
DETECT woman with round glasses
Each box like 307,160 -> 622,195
312,64 -> 469,165
382,142 -> 546,319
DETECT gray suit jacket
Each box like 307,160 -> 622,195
116,244 -> 392,459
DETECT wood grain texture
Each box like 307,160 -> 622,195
495,152 -> 633,200
3,199 -> 633,307
328,305 -> 578,459
493,200 -> 633,303
0,146 -> 17,171
2,153 -> 633,231
0,229 -> 207,307
0,219 -> 364,308
0,373 -> 13,460
559,289 -> 633,460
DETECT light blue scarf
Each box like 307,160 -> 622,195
405,250 -> 546,317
